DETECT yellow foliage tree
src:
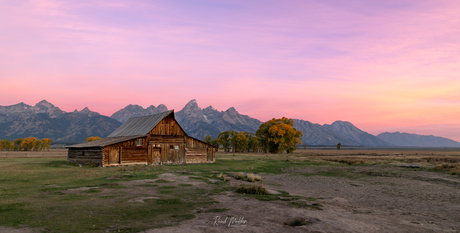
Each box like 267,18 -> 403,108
33,139 -> 42,151
234,132 -> 248,152
21,137 -> 37,151
41,138 -> 54,151
13,138 -> 23,151
85,136 -> 102,142
0,140 -> 14,151
256,117 -> 303,153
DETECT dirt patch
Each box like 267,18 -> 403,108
62,187 -> 96,194
128,197 -> 158,203
0,226 -> 40,233
141,164 -> 459,233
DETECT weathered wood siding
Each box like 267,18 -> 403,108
149,115 -> 186,136
102,137 -> 148,166
185,137 -> 215,164
68,147 -> 103,166
148,135 -> 186,164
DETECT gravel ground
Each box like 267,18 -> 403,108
143,165 -> 460,233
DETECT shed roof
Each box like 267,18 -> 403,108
107,110 -> 176,137
67,136 -> 142,148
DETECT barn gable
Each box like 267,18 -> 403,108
107,110 -> 175,137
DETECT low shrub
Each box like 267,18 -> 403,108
235,172 -> 245,180
236,184 -> 269,195
246,173 -> 255,182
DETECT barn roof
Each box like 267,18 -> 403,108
66,136 -> 142,148
107,110 -> 177,137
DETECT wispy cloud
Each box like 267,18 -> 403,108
0,0 -> 459,140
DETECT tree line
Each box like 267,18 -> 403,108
204,117 -> 303,154
0,137 -> 54,151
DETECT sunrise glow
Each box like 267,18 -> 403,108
1,0 -> 459,140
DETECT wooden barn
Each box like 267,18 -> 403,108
67,110 -> 216,167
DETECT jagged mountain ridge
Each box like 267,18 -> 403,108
377,132 -> 460,147
0,100 -> 121,143
1,100 -> 459,147
110,100 -> 363,146
293,119 -> 361,146
111,104 -> 168,123
175,100 -> 262,139
0,100 -> 64,122
324,121 -> 394,147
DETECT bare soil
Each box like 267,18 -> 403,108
142,167 -> 459,233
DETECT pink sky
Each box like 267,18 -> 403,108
1,0 -> 459,141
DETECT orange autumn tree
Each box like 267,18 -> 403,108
256,117 -> 303,153
85,136 -> 101,142
21,137 -> 38,151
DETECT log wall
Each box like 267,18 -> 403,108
68,147 -> 103,166
102,137 -> 148,166
185,137 -> 215,164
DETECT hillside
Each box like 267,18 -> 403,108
293,119 -> 360,146
2,100 -> 459,147
323,121 -> 394,147
377,132 -> 460,147
0,101 -> 121,143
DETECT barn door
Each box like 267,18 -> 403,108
207,148 -> 213,162
109,147 -> 120,165
153,148 -> 161,164
148,145 -> 153,164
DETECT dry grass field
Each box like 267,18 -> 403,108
293,148 -> 460,175
0,149 -> 67,158
0,148 -> 459,233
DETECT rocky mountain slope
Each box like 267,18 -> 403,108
293,119 -> 361,146
323,121 -> 394,147
111,104 -> 168,123
377,132 -> 460,147
2,100 -> 459,147
0,100 -> 64,121
175,100 -> 262,139
0,100 -> 121,143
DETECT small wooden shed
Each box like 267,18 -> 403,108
67,110 -> 216,167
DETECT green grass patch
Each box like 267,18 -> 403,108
189,176 -> 214,184
236,184 -> 269,195
197,208 -> 230,213
157,186 -> 176,190
84,188 -> 102,193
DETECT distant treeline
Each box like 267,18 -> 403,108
204,117 -> 303,154
0,137 -> 54,151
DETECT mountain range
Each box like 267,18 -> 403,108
1,99 -> 459,147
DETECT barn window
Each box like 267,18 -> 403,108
174,145 -> 179,150
170,145 -> 174,149
136,138 -> 143,146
